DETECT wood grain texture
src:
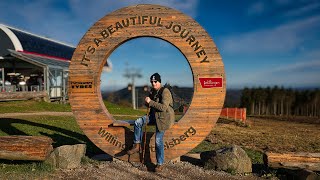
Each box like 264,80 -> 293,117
264,152 -> 320,171
69,4 -> 226,163
0,136 -> 53,161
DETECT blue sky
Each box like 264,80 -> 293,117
1,0 -> 319,90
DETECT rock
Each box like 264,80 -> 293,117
200,145 -> 252,174
45,144 -> 86,169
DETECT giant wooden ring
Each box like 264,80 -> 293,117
69,4 -> 225,162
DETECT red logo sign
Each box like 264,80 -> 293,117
199,77 -> 223,88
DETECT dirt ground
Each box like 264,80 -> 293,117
210,117 -> 320,153
0,160 -> 263,180
50,160 -> 262,180
1,115 -> 318,179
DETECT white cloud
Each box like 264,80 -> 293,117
0,0 -> 199,45
247,0 -> 320,18
228,58 -> 320,88
68,0 -> 199,21
283,1 -> 320,17
272,59 -> 320,73
220,15 -> 320,55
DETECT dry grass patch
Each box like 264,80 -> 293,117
210,117 -> 320,153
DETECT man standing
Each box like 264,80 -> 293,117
127,73 -> 175,172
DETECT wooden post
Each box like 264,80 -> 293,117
226,108 -> 228,119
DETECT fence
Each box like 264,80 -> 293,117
220,108 -> 246,123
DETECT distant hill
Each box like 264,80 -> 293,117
101,86 -> 194,108
102,86 -> 245,108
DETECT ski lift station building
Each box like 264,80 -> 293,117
0,24 -> 74,101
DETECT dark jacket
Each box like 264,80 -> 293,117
149,87 -> 175,131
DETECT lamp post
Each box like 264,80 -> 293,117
0,68 -> 4,91
136,88 -> 139,109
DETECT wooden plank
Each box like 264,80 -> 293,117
0,91 -> 47,101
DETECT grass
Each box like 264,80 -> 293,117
0,100 -> 146,177
191,116 -> 320,171
190,141 -> 225,153
0,161 -> 53,177
191,140 -> 264,164
0,100 -> 71,113
198,116 -> 320,177
0,100 -> 146,116
0,116 -> 86,147
103,101 -> 146,117
242,148 -> 264,164
212,117 -> 320,153
1,100 -> 319,177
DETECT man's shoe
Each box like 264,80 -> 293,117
154,165 -> 163,172
127,143 -> 141,155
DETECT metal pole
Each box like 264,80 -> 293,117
142,107 -> 150,163
132,77 -> 136,109
62,70 -> 66,102
55,69 -> 57,97
136,88 -> 139,110
132,85 -> 136,109
1,68 -> 5,91
46,67 -> 50,97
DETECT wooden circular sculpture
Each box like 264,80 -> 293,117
69,4 -> 226,163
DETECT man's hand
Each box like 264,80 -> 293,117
145,97 -> 151,104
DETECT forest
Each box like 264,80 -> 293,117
240,86 -> 320,117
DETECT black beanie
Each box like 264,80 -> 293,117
150,73 -> 161,83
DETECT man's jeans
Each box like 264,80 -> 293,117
133,115 -> 165,165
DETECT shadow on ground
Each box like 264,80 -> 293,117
0,118 -> 104,156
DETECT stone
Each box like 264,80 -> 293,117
45,144 -> 86,169
200,145 -> 252,174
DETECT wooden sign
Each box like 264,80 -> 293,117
69,4 -> 226,163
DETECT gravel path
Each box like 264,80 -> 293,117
0,160 -> 263,180
48,160 -> 262,180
